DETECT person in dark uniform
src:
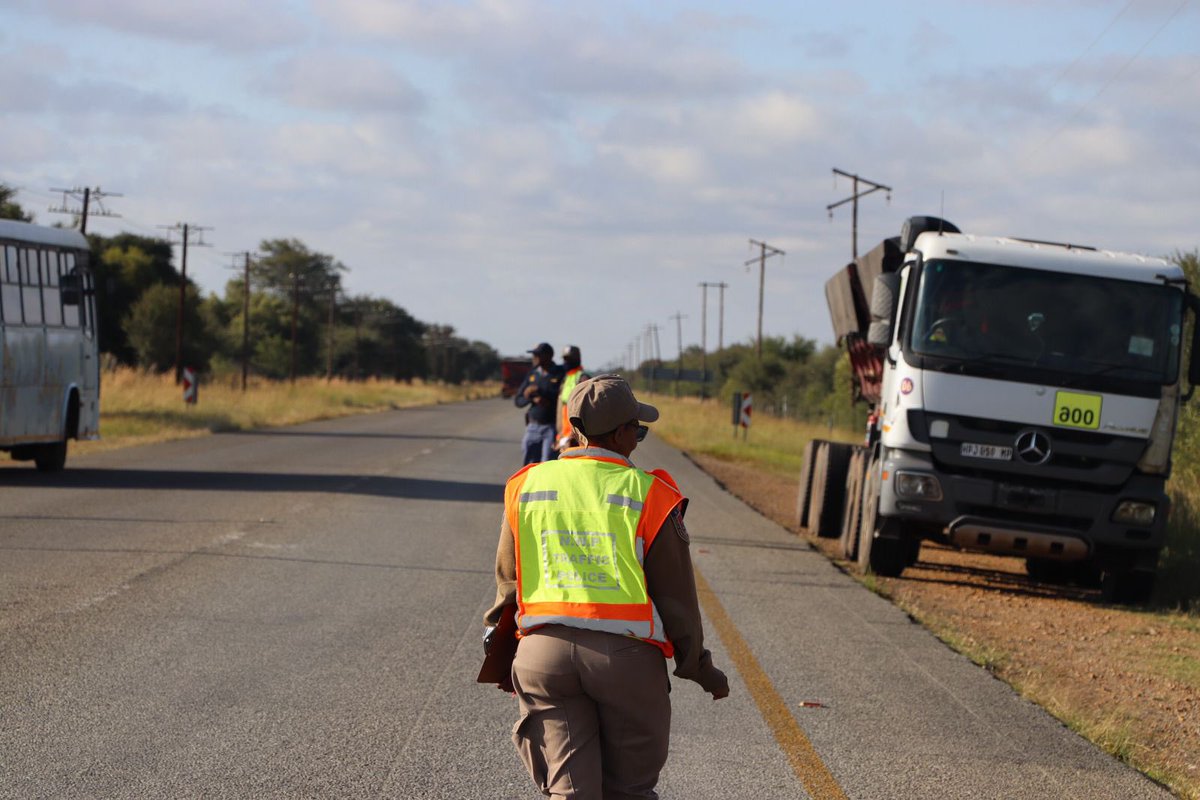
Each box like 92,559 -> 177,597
514,342 -> 564,465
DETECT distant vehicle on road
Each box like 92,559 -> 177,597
500,357 -> 532,398
0,219 -> 99,471
800,215 -> 1200,604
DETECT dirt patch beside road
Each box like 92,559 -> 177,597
690,453 -> 1200,800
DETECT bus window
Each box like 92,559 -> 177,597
42,251 -> 62,326
20,247 -> 41,325
0,246 -> 17,323
61,254 -> 81,328
82,270 -> 95,337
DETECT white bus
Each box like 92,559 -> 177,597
0,218 -> 99,471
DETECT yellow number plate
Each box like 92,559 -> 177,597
1053,391 -> 1102,430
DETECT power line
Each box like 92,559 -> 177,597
1021,0 -> 1190,163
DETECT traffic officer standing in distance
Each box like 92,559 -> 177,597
514,342 -> 564,465
555,345 -> 589,452
486,374 -> 730,800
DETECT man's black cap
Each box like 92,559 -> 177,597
528,342 -> 553,357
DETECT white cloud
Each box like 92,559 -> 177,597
256,52 -> 427,115
14,0 -> 306,50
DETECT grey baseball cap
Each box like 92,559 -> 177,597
567,374 -> 658,437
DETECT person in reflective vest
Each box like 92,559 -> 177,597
485,374 -> 729,799
555,345 -> 589,452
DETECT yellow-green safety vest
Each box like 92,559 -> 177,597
505,449 -> 683,655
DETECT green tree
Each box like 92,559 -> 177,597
88,233 -> 179,364
252,239 -> 345,379
0,183 -> 33,222
124,283 -> 216,373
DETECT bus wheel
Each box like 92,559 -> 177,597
34,440 -> 67,472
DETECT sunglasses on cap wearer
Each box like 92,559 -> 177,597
627,420 -> 649,442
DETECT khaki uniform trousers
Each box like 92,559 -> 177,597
511,625 -> 671,800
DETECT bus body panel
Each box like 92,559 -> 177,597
0,219 -> 99,463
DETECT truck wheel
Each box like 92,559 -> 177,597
1025,557 -> 1072,585
856,457 -> 909,577
904,536 -> 922,567
795,440 -> 819,531
1100,569 -> 1155,606
34,440 -> 68,472
815,442 -> 853,538
839,449 -> 866,560
856,458 -> 880,573
865,527 -> 909,577
806,442 -> 828,536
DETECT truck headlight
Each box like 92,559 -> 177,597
1112,501 -> 1156,526
894,471 -> 943,501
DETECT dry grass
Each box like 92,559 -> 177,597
72,367 -> 497,456
644,393 -> 860,478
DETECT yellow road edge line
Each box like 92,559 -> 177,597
694,566 -> 850,800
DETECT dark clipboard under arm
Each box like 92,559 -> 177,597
477,604 -> 518,692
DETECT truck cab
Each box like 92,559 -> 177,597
810,216 -> 1199,604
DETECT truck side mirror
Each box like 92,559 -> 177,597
867,273 -> 901,347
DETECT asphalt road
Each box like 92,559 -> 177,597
0,398 -> 1173,799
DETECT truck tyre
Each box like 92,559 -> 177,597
806,442 -> 829,536
1025,557 -> 1072,585
839,449 -> 867,559
1101,568 -> 1156,606
868,534 -> 902,578
815,442 -> 853,538
34,439 -> 67,472
856,457 -> 909,577
856,457 -> 880,573
795,440 -> 819,531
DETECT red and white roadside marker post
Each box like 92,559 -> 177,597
182,367 -> 198,405
731,392 -> 751,440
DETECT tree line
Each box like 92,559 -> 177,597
1,184 -> 499,384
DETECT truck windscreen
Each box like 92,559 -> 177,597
908,259 -> 1183,390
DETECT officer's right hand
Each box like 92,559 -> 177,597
706,667 -> 730,700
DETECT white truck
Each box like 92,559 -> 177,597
797,216 -> 1198,604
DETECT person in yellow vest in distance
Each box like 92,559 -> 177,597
555,345 -> 590,452
485,374 -> 729,800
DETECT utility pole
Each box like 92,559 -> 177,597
698,281 -> 727,394
698,284 -> 709,387
717,281 -> 727,352
668,311 -> 686,393
160,222 -> 211,384
326,277 -> 339,381
226,252 -> 255,391
826,168 -> 892,261
49,186 -> 121,234
290,271 -> 301,384
745,240 -> 784,359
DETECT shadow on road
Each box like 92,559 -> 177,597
224,429 -> 515,445
0,468 -> 504,503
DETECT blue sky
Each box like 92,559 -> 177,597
2,0 -> 1197,368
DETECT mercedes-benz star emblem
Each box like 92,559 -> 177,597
1015,429 -> 1052,465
